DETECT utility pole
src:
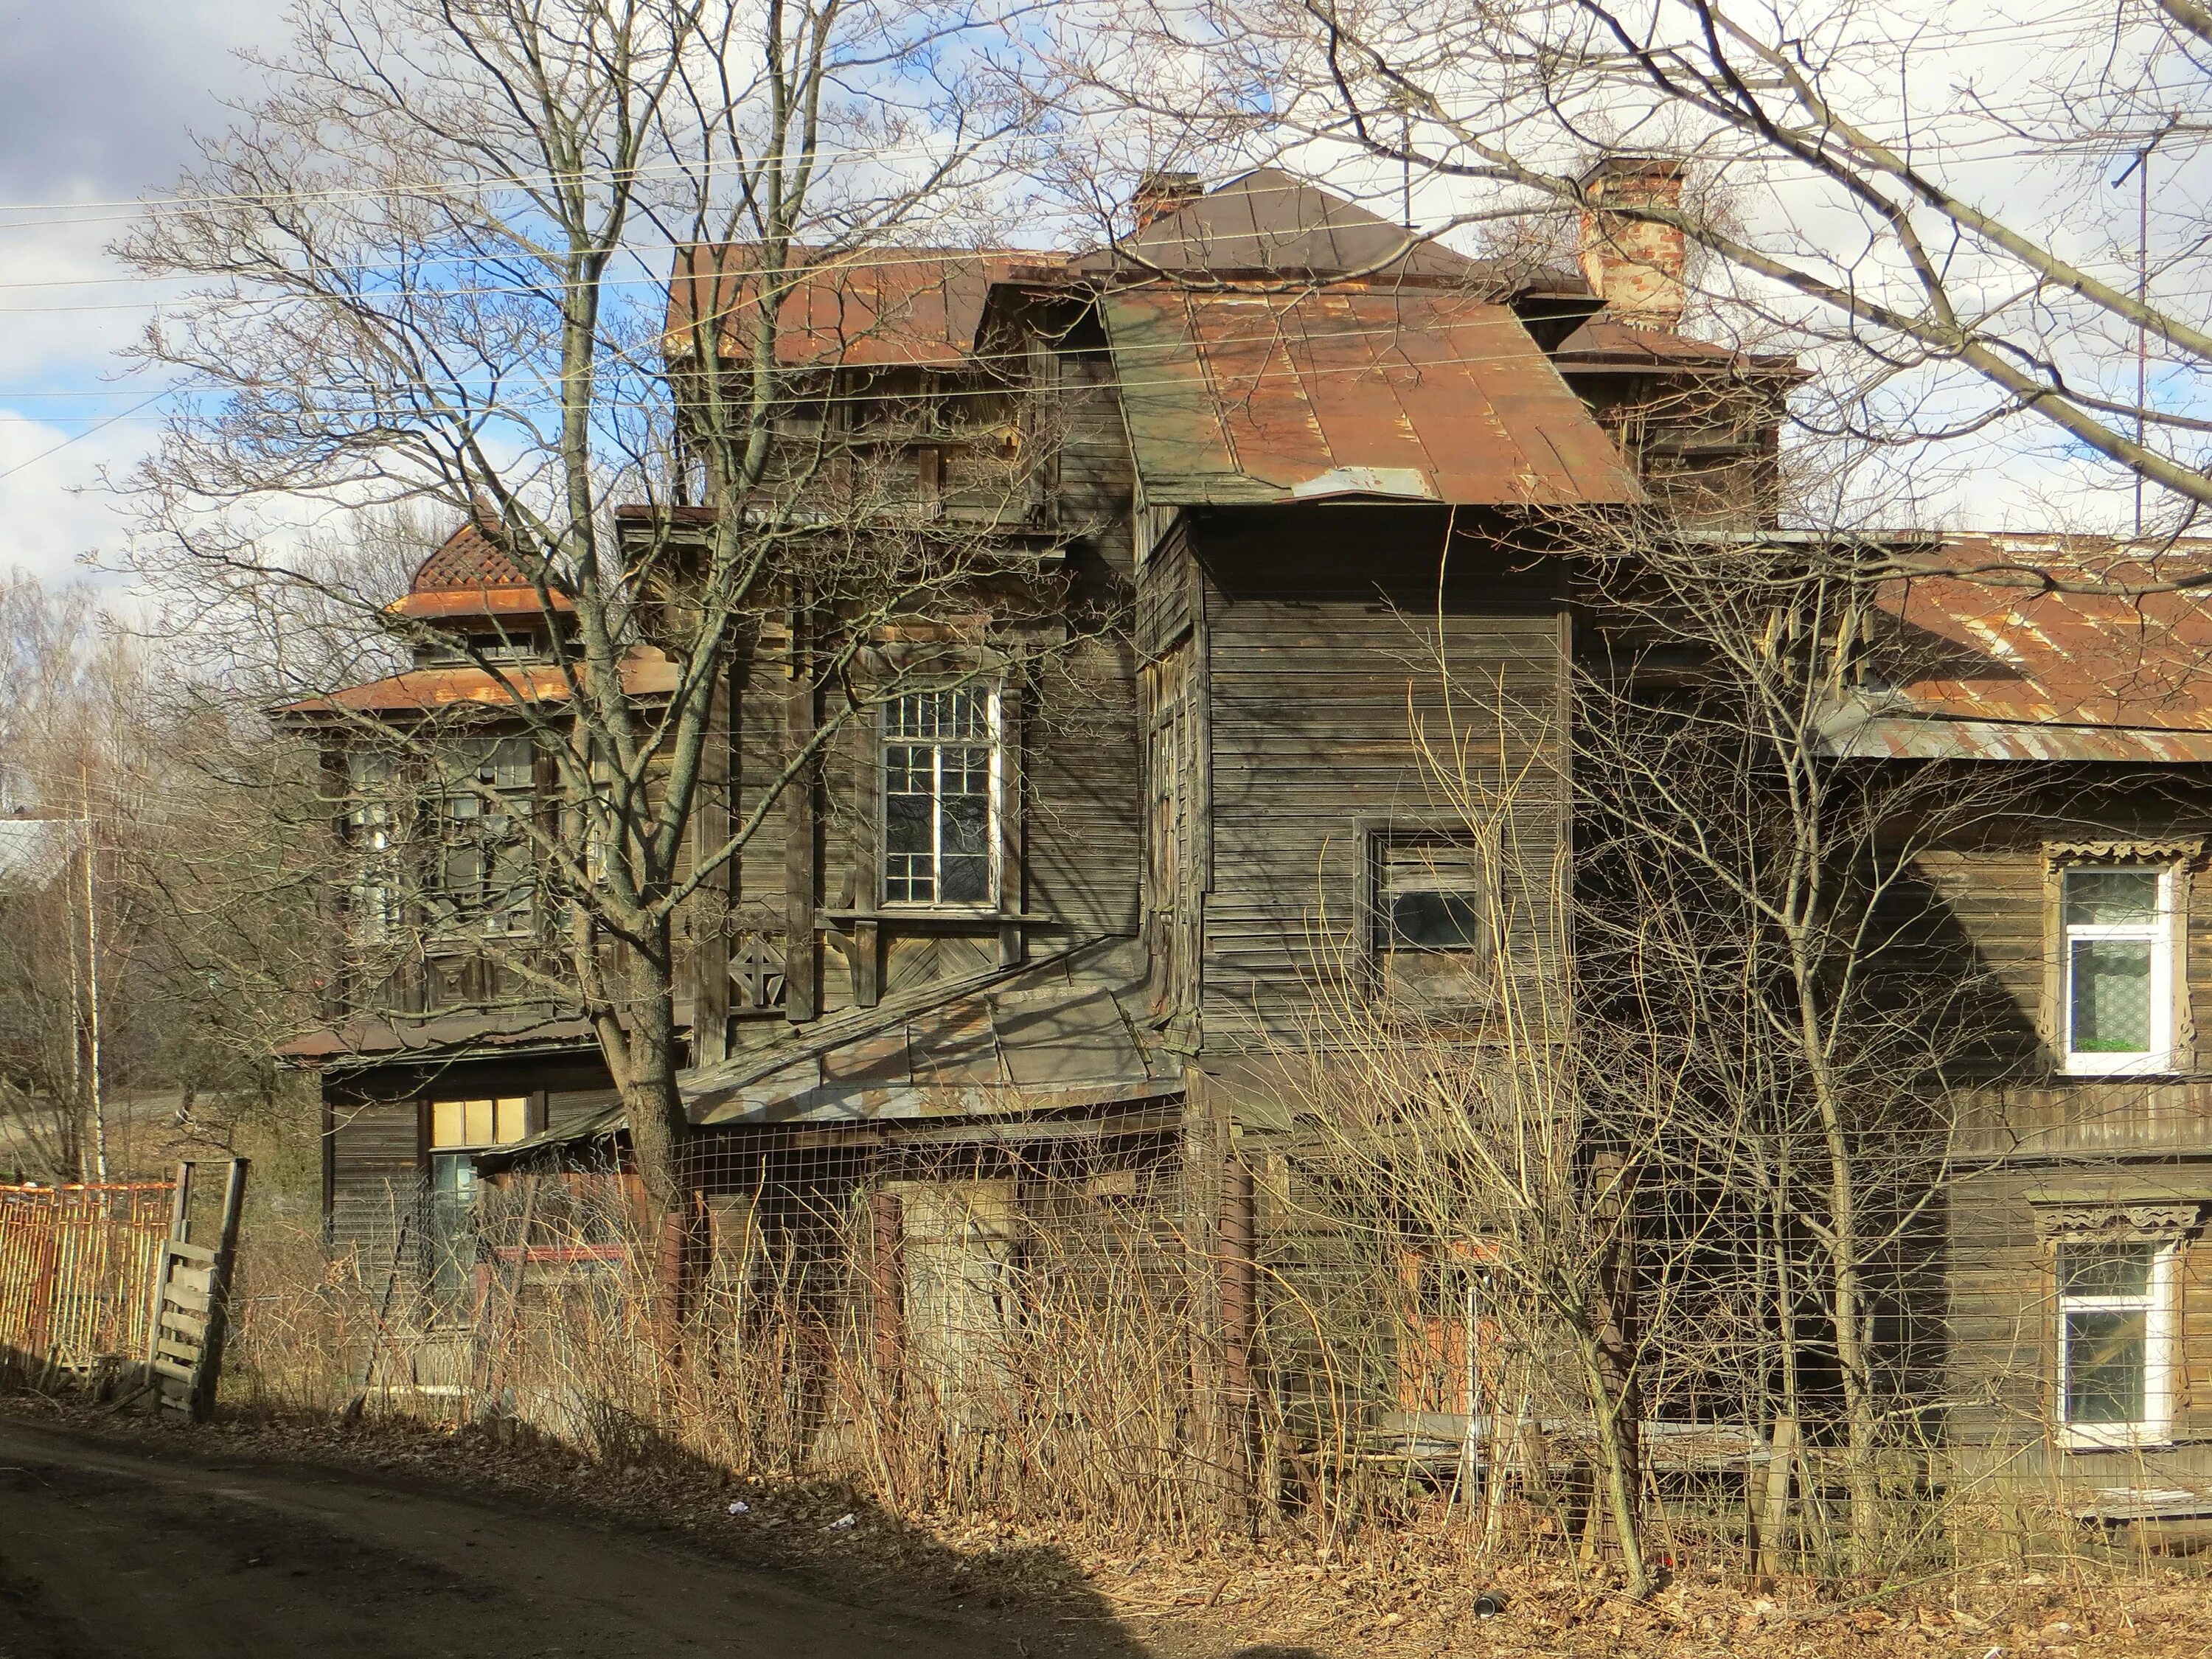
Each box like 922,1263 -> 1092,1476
80,762 -> 108,1183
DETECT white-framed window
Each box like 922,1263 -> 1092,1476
2059,865 -> 2177,1074
882,687 -> 1000,908
2056,1236 -> 2177,1447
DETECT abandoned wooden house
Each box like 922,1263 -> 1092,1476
276,161 -> 2212,1516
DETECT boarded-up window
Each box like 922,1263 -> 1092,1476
1371,835 -> 1486,1006
885,1179 -> 1026,1419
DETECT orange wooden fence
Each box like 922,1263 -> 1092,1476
0,1181 -> 175,1372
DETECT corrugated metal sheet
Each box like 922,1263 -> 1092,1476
1104,287 -> 1644,507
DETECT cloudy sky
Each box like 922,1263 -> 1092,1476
0,0 -> 285,590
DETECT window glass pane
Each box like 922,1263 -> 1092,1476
2065,869 -> 2160,926
463,1099 -> 495,1145
1390,889 -> 1481,950
2059,1240 -> 2157,1297
2070,938 -> 2153,1052
431,1099 -> 465,1147
2065,1310 -> 2148,1422
882,691 -> 995,907
495,1097 -> 529,1144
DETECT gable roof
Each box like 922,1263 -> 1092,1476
1071,167 -> 1491,285
1104,285 -> 1644,507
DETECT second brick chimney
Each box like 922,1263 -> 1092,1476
1133,170 -> 1206,231
1578,156 -> 1688,333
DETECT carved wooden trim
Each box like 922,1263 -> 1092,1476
2030,1200 -> 2208,1241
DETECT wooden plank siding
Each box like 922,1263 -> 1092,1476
1905,790 -> 2212,1480
1183,511 -> 1569,1051
1944,1159 -> 2212,1485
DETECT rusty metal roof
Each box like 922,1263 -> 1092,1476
387,517 -> 573,622
1825,535 -> 2212,762
666,245 -> 1044,370
275,648 -> 678,717
1552,317 -> 1804,378
1103,285 -> 1644,507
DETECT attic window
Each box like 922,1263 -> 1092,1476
467,632 -> 535,661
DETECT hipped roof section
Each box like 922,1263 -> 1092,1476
1826,535 -> 2212,762
274,648 -> 677,717
665,243 -> 1045,371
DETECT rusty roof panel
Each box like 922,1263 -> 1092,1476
275,649 -> 678,716
1105,287 -> 1644,507
666,246 -> 1040,370
1874,537 -> 2212,735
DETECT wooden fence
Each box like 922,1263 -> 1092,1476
0,1181 -> 175,1373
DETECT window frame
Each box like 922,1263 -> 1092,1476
877,684 -> 1004,913
2058,861 -> 2180,1076
1367,831 -> 1487,956
2053,1234 -> 2179,1450
430,736 -> 538,940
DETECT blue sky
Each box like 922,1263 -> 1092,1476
0,0 -> 285,589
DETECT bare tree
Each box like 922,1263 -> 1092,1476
118,0 -> 1063,1231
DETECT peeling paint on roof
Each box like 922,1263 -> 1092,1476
1103,287 -> 1644,508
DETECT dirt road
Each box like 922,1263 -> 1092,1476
0,1419 -> 1166,1659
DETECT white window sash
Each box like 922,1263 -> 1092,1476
2057,1242 -> 2177,1449
2060,865 -> 2177,1075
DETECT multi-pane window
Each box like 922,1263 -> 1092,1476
344,751 -> 400,944
434,737 -> 535,936
883,689 -> 998,907
2060,866 -> 2174,1072
2056,1238 -> 2174,1443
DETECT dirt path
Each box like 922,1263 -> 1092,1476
0,1419 -> 1170,1659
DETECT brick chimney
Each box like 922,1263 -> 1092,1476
1578,156 -> 1687,333
1132,170 -> 1205,231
